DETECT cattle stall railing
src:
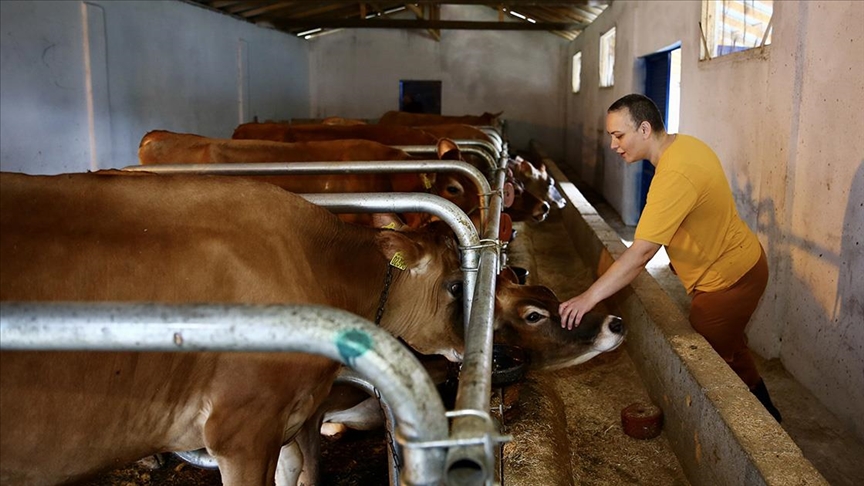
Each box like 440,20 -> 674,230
392,143 -> 499,170
119,158 -> 511,485
122,159 -> 494,238
0,303 -> 448,486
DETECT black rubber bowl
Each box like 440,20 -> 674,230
491,344 -> 527,387
509,266 -> 529,285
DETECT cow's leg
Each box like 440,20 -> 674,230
275,441 -> 303,486
295,412 -> 325,486
203,412 -> 284,486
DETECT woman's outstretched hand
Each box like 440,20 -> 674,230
559,292 -> 597,330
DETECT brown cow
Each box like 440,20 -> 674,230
295,266 -> 625,483
138,130 -> 478,229
228,124 -> 549,226
378,110 -> 503,128
232,122 -> 439,146
0,171 -> 466,485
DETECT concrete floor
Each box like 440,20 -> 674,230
563,177 -> 864,486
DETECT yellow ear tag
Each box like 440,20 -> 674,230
421,173 -> 433,190
382,222 -> 398,230
389,252 -> 408,270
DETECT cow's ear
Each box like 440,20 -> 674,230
375,230 -> 423,270
372,213 -> 408,231
437,138 -> 462,161
499,267 -> 519,284
519,160 -> 533,175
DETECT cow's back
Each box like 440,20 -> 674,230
232,123 -> 439,146
0,172 -> 340,304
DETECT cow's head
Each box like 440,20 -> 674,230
503,173 -> 551,224
373,221 -> 465,362
432,139 -> 481,218
493,268 -> 624,370
511,157 -> 567,210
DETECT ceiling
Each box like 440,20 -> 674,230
186,1 -> 609,41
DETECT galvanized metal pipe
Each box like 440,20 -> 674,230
122,160 -> 490,196
299,192 -> 480,328
122,160 -> 492,234
445,154 -> 510,486
333,369 -> 401,486
0,303 -> 448,486
393,145 -> 498,171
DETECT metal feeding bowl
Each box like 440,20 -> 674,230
491,344 -> 527,387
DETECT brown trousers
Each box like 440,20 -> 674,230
689,248 -> 769,389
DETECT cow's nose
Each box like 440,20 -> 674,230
609,316 -> 624,334
534,201 -> 551,220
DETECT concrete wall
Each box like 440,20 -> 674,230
564,1 -> 864,441
308,5 -> 570,159
0,0 -> 309,174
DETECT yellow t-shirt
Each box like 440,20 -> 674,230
634,135 -> 761,293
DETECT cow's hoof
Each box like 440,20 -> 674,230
621,402 -> 663,439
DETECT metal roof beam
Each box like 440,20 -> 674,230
274,18 -> 585,30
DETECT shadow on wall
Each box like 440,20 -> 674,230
505,120 -> 565,161
837,160 -> 863,339
591,114 -> 607,190
737,159 -> 864,440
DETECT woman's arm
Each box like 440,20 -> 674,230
559,238 -> 661,329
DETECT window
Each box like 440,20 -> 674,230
700,0 -> 773,60
599,27 -> 616,88
399,80 -> 441,115
571,52 -> 582,93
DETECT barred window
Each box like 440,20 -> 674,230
700,0 -> 773,60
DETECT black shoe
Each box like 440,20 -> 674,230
751,380 -> 783,423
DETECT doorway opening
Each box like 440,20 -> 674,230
638,44 -> 681,216
399,80 -> 441,114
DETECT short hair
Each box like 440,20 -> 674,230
608,94 -> 666,134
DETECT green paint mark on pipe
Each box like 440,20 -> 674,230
336,329 -> 373,366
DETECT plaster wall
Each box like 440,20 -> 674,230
565,0 -> 864,441
308,5 -> 570,159
0,0 -> 309,174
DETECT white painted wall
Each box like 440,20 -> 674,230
308,5 -> 570,159
565,0 -> 864,441
0,0 -> 309,174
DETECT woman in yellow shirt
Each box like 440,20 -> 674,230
559,93 -> 780,422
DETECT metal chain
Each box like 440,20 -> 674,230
375,385 -> 403,473
375,264 -> 394,326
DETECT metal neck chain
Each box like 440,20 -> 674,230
375,264 -> 394,326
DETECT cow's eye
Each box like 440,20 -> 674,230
526,312 -> 543,323
446,185 -> 462,196
448,281 -> 463,298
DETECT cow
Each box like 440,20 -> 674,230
378,110 -> 503,129
232,122 -> 439,146
0,170 -> 468,485
509,155 -> 567,210
295,265 -> 625,484
228,124 -> 549,226
137,130 -> 478,229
